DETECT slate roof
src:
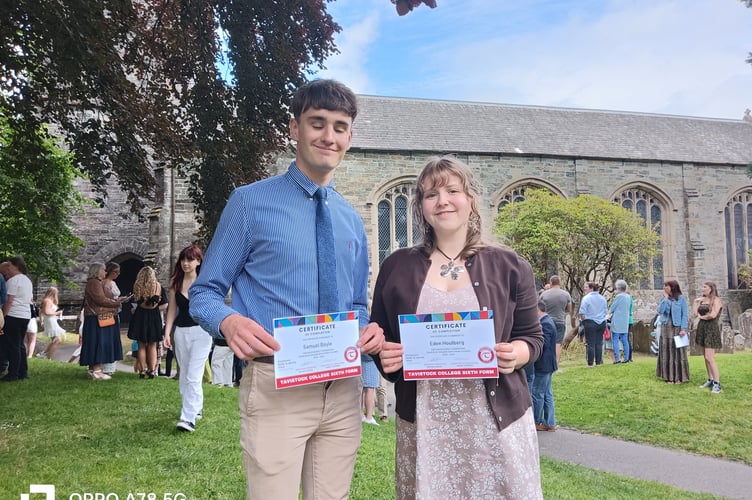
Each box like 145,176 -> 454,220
352,95 -> 752,166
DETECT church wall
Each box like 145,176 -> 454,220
50,168 -> 199,311
50,178 -> 150,308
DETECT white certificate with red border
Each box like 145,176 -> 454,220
398,310 -> 498,380
273,311 -> 361,389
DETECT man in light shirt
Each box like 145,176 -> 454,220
190,79 -> 384,499
579,281 -> 608,367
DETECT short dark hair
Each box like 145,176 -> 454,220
538,300 -> 547,313
291,79 -> 358,122
9,256 -> 27,275
587,282 -> 600,292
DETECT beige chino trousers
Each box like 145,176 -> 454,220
239,361 -> 363,500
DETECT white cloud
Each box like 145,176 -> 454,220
321,0 -> 752,119
315,0 -> 386,93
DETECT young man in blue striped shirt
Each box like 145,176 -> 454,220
190,79 -> 384,499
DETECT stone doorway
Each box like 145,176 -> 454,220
112,255 -> 144,326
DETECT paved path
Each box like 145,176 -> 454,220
43,342 -> 752,499
537,427 -> 752,499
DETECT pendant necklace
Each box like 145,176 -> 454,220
436,247 -> 465,280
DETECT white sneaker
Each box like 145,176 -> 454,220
176,420 -> 195,432
363,417 -> 380,426
36,352 -> 47,359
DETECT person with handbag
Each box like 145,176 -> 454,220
81,263 -> 130,380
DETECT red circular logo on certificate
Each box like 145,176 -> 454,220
344,346 -> 360,363
478,347 -> 494,364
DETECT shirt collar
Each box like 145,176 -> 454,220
286,161 -> 335,198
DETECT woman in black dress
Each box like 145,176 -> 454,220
127,266 -> 167,378
692,281 -> 723,393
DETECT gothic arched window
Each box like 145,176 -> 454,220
615,188 -> 665,289
724,191 -> 752,288
497,186 -> 531,211
377,183 -> 420,265
496,183 -> 558,287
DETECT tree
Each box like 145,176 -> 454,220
1,0 -> 178,215
494,190 -> 661,301
392,0 -> 437,16
1,1 -> 340,249
0,112 -> 87,282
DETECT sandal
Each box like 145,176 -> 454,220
91,370 -> 111,380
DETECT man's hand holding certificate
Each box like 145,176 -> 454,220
273,311 -> 362,389
398,310 -> 498,380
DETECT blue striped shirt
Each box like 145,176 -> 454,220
189,162 -> 370,337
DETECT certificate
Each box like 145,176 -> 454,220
273,311 -> 362,389
398,310 -> 498,380
674,334 -> 690,348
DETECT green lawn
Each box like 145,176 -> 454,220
1,346 -> 748,499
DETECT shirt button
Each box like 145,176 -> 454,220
474,282 -> 480,287
498,416 -> 503,422
490,391 -> 495,397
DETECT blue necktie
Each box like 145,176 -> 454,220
315,187 -> 338,313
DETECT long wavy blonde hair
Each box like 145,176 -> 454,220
133,266 -> 158,301
41,287 -> 59,314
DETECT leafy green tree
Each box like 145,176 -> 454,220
0,113 -> 87,282
1,0 -> 341,245
494,190 -> 661,300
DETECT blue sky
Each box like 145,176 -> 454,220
315,0 -> 752,120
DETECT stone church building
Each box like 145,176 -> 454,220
58,95 -> 752,346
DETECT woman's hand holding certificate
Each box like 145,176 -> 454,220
380,342 -> 404,374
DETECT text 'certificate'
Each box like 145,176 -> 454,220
398,310 -> 498,380
273,311 -> 361,389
